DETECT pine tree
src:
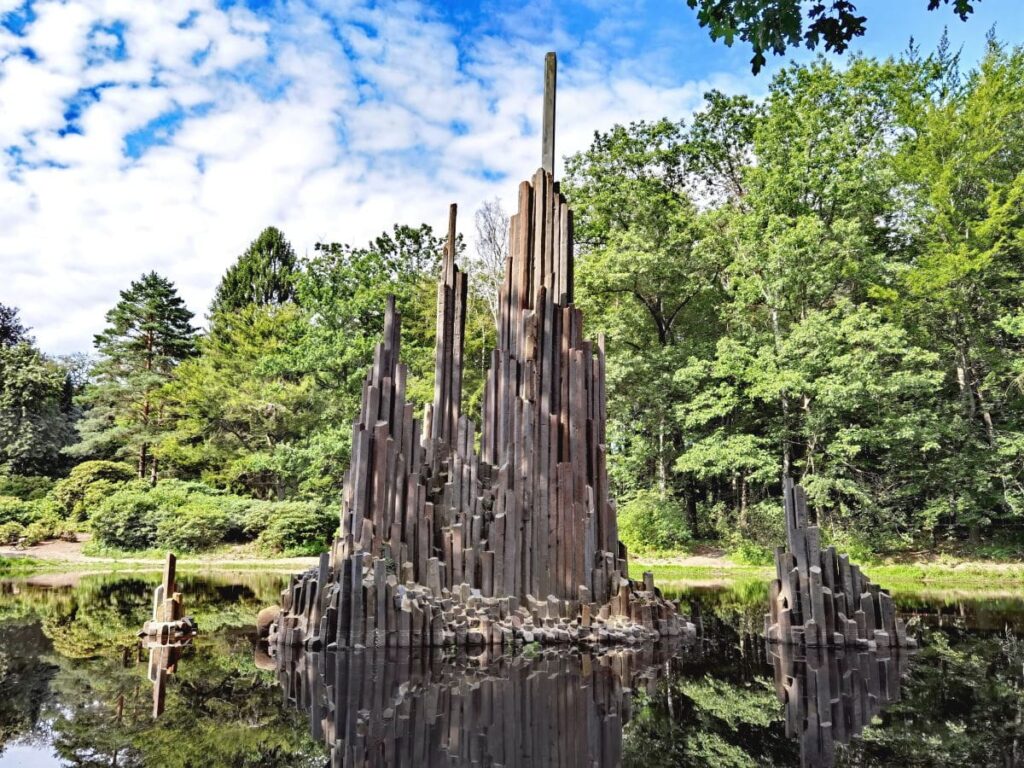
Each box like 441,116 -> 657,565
70,272 -> 198,481
210,226 -> 298,317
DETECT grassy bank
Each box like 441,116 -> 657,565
630,559 -> 1024,590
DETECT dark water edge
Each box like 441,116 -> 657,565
0,572 -> 1021,767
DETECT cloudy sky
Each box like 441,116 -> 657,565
2,0 -> 1020,354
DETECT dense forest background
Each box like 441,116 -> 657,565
2,38 -> 1022,560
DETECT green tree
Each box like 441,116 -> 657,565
565,118 -> 726,535
0,303 -> 29,347
685,0 -> 981,73
891,39 -> 1024,539
0,306 -> 77,475
162,302 -> 316,499
70,273 -> 198,482
0,344 -> 76,475
210,226 -> 298,317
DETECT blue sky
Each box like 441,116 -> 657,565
1,0 -> 1020,353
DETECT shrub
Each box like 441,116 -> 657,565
21,518 -> 55,546
49,461 -> 135,520
618,489 -> 692,554
155,498 -> 229,552
256,502 -> 337,555
0,521 -> 24,545
90,483 -> 162,550
0,475 -> 54,501
0,496 -> 33,526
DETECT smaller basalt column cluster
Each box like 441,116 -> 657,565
765,478 -> 915,649
769,641 -> 914,767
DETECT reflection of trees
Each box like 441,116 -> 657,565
0,622 -> 58,754
834,627 -> 1024,765
0,573 -> 324,767
622,631 -> 795,767
1,572 -> 288,657
29,634 -> 324,767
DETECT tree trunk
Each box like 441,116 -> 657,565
686,485 -> 699,539
138,443 -> 148,480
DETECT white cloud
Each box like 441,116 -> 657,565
0,0 -> 752,353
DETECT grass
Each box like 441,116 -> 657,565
0,554 -> 49,576
630,559 -> 1024,591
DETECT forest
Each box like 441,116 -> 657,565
1,38 -> 1022,562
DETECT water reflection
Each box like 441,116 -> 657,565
1,573 -> 1022,766
271,642 -> 688,767
768,641 -> 914,767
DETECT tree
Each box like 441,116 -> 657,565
685,0 -> 981,73
466,199 -> 510,326
564,118 -> 726,535
0,303 -> 29,347
162,303 -> 317,499
71,272 -> 197,482
210,226 -> 298,317
0,340 -> 77,475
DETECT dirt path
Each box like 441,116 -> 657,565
0,535 -> 319,570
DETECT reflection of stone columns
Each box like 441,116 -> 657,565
768,640 -> 914,768
272,643 -> 684,768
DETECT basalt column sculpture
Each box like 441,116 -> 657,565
269,53 -> 692,650
765,478 -> 915,649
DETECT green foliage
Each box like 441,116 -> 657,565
155,498 -> 230,552
0,495 -> 32,525
48,460 -> 135,519
69,272 -> 198,481
566,40 -> 1024,556
0,521 -> 24,544
210,226 -> 299,317
685,0 -> 979,73
618,490 -> 692,553
0,474 -> 54,500
0,337 -> 78,475
255,501 -> 337,555
89,482 -> 162,550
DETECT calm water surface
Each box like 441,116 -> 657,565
0,571 -> 1021,766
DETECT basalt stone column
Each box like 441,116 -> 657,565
765,477 -> 916,650
268,53 -> 694,651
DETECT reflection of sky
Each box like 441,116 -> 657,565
2,0 -> 1022,353
0,742 -> 65,767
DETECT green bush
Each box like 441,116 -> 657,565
0,496 -> 33,525
617,489 -> 692,554
90,483 -> 162,550
155,498 -> 229,552
256,502 -> 337,555
0,521 -> 24,545
49,461 -> 135,520
21,518 -> 55,546
0,475 -> 54,501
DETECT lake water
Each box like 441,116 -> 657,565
0,571 -> 1021,766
